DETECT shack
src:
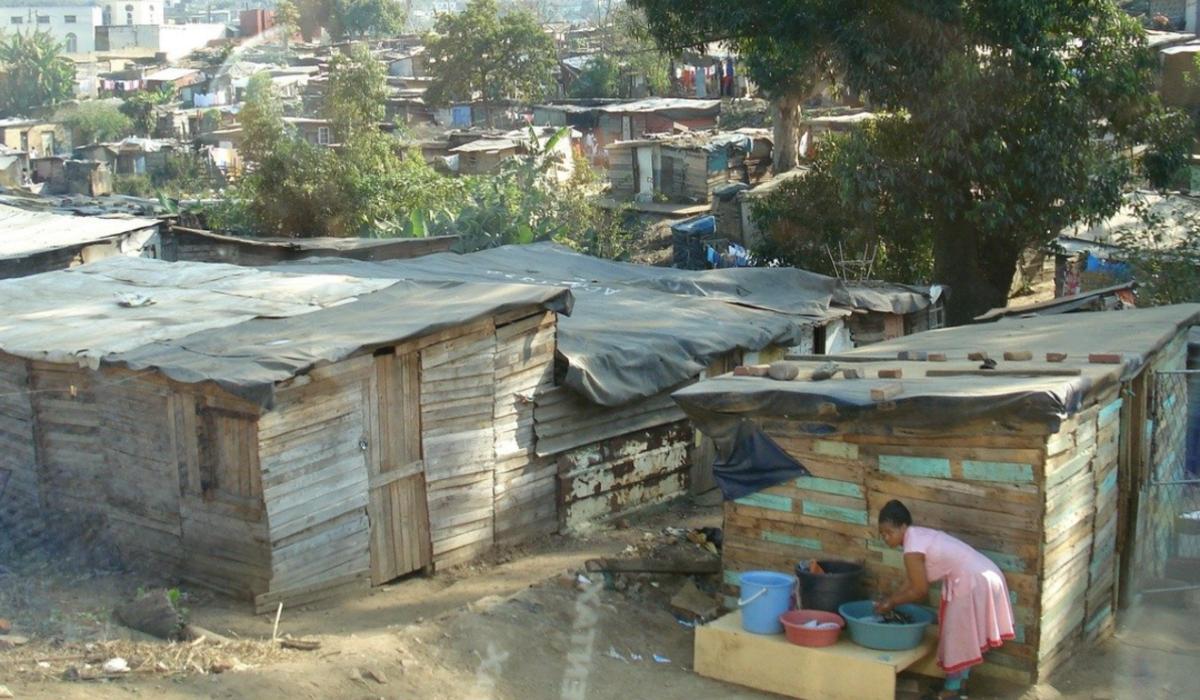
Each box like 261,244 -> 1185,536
160,226 -> 459,265
0,258 -> 570,610
596,98 -> 721,148
281,243 -> 942,527
606,129 -> 773,203
673,306 -> 1200,684
0,202 -> 161,278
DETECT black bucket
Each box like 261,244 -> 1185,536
795,560 -> 864,613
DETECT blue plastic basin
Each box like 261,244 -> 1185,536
838,600 -> 935,651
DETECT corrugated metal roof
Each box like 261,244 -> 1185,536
0,204 -> 160,260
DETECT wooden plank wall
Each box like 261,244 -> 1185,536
95,370 -> 184,573
0,354 -> 38,527
1135,332 -> 1190,584
533,386 -> 687,457
27,361 -> 102,518
557,421 -> 692,531
1036,389 -> 1123,680
257,356 -> 374,610
420,319 -> 499,569
722,422 -> 1053,685
845,312 -> 907,346
492,310 -> 558,544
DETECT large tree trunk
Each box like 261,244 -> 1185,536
772,94 -> 802,173
933,230 -> 1021,326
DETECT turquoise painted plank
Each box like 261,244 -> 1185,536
795,476 -> 863,498
962,460 -> 1035,484
1014,623 -> 1026,644
978,548 -> 1028,573
802,500 -> 868,525
1085,604 -> 1112,635
762,531 -> 822,550
735,492 -> 793,512
723,570 -> 742,586
1165,393 -> 1178,411
1099,469 -> 1118,496
878,455 -> 951,479
813,440 -> 859,460
1098,398 -> 1123,427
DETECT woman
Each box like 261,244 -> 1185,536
875,500 -> 1015,700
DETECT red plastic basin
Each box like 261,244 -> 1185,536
779,609 -> 845,647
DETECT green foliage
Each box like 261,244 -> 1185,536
0,30 -> 76,116
634,0 -> 1182,323
297,0 -> 405,41
325,43 -> 387,139
1139,106 -> 1196,190
55,101 -> 132,144
569,55 -> 622,98
113,174 -> 155,197
720,99 -> 772,130
120,88 -> 174,135
424,0 -> 558,122
1116,195 -> 1200,305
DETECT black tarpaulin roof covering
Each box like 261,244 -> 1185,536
275,243 -> 936,407
674,305 -> 1200,449
0,258 -> 572,408
675,305 -> 1200,498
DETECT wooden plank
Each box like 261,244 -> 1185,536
694,611 -> 938,700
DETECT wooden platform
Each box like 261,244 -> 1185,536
694,611 -> 941,700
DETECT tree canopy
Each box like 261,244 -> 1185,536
55,101 -> 133,145
0,30 -> 75,116
632,0 -> 1188,322
296,0 -> 406,42
424,0 -> 558,124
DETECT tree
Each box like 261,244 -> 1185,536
635,0 -> 1186,323
0,30 -> 76,116
424,0 -> 558,125
297,0 -> 405,41
630,1 -> 827,171
55,101 -> 133,144
569,55 -> 622,98
120,88 -> 174,135
275,0 -> 300,52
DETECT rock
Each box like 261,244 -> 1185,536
362,668 -> 388,684
209,661 -> 234,674
0,618 -> 11,634
0,684 -> 12,698
102,657 -> 130,674
614,518 -> 630,530
767,362 -> 800,381
1021,683 -> 1063,700
0,635 -> 29,650
670,579 -> 719,620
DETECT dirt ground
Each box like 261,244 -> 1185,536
2,499 -> 1198,700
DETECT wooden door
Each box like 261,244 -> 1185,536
367,350 -> 432,585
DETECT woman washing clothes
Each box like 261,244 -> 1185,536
874,500 -> 1015,700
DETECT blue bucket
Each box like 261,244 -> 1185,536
738,571 -> 797,634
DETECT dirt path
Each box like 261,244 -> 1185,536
3,501 -> 1199,700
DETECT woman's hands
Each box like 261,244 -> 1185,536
873,598 -> 895,615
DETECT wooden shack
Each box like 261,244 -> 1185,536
161,226 -> 458,266
0,202 -> 161,279
673,306 -> 1200,684
606,129 -> 772,204
0,258 -> 569,610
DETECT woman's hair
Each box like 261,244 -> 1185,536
879,499 -> 912,527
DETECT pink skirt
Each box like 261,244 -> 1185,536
937,568 -> 1016,674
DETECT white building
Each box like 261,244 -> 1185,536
100,1 -> 160,26
2,4 -> 103,54
2,1 -> 163,55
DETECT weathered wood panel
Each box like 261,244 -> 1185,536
367,350 -> 432,584
558,422 -> 692,530
420,320 -> 497,568
28,362 -> 101,516
261,360 -> 373,599
493,311 -> 558,544
0,354 -> 38,528
534,385 -> 687,457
